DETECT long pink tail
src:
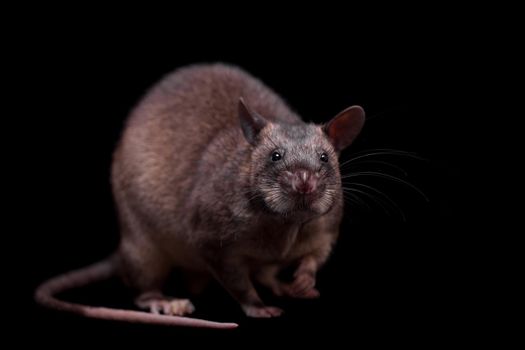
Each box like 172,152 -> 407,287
34,258 -> 238,329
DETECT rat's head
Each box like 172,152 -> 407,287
239,98 -> 365,216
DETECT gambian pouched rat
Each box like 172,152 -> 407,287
35,63 -> 365,329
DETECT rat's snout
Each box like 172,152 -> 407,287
285,169 -> 319,194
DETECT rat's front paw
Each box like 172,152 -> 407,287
283,272 -> 320,299
242,305 -> 283,318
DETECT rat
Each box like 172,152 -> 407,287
35,63 -> 365,329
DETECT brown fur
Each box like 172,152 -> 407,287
35,63 -> 365,326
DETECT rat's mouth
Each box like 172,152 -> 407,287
261,183 -> 329,214
292,191 -> 321,210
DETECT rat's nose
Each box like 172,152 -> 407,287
290,169 -> 318,194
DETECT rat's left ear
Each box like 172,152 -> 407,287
323,105 -> 365,152
239,97 -> 268,145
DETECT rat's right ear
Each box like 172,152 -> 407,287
323,105 -> 365,152
238,97 -> 268,145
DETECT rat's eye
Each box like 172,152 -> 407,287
271,151 -> 282,161
320,153 -> 329,163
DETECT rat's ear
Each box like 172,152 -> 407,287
239,97 -> 268,145
323,105 -> 365,152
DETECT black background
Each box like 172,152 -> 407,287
11,17 -> 496,346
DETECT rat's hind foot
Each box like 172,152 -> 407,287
147,299 -> 195,316
242,304 -> 283,318
135,292 -> 195,316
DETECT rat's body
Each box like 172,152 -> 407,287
35,63 -> 365,328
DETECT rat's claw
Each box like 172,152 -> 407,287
162,301 -> 172,315
297,287 -> 320,299
170,299 -> 195,315
242,305 -> 283,318
281,272 -> 320,298
291,273 -> 315,294
150,303 -> 161,314
136,294 -> 195,316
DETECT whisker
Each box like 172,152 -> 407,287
346,185 -> 406,221
341,190 -> 370,210
341,171 -> 429,202
342,192 -> 366,210
342,159 -> 408,176
344,182 -> 406,221
339,150 -> 427,168
342,187 -> 391,217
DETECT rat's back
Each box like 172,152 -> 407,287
127,63 -> 298,145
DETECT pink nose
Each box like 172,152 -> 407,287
291,170 -> 318,194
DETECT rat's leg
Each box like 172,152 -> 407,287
282,219 -> 339,298
118,239 -> 195,316
256,259 -> 320,299
282,255 -> 321,299
209,261 -> 283,318
255,264 -> 285,297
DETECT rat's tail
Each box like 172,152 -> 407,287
34,257 -> 238,329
